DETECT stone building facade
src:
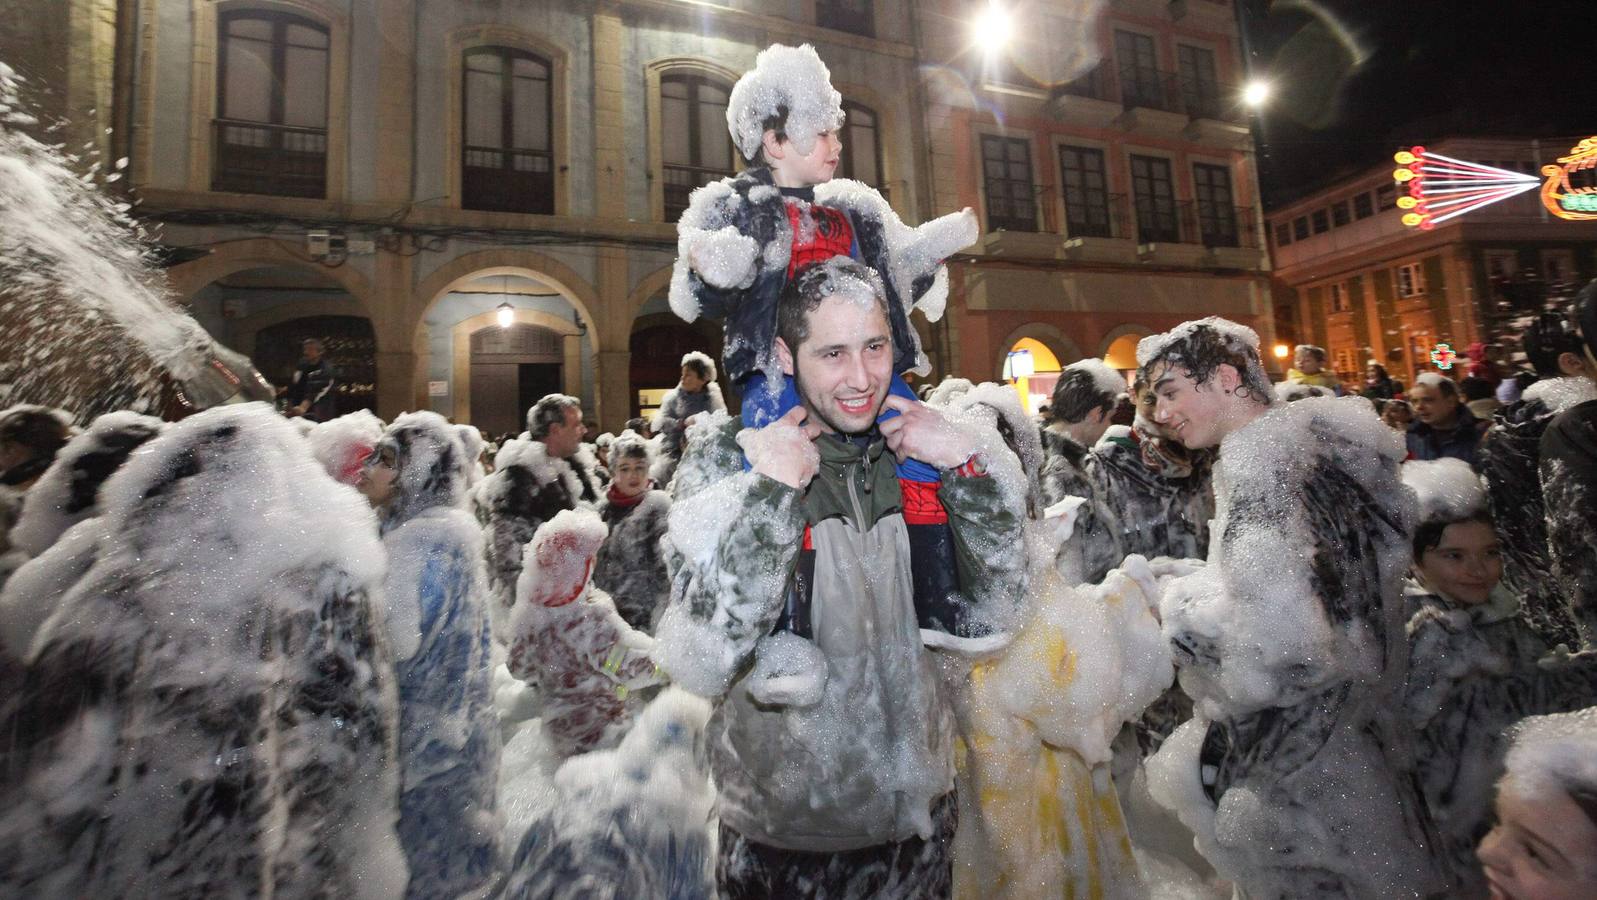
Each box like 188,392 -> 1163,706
1270,136 -> 1597,389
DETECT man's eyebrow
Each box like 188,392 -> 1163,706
1153,375 -> 1175,390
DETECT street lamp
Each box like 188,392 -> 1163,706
1273,343 -> 1291,360
496,302 -> 514,329
971,0 -> 1013,56
1243,79 -> 1271,109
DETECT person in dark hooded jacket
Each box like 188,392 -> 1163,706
651,351 -> 726,487
593,430 -> 672,631
1479,310 -> 1595,648
357,411 -> 500,900
1540,280 -> 1597,649
1037,359 -> 1126,585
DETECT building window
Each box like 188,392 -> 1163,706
1176,44 -> 1220,120
213,10 -> 329,197
1376,183 -> 1397,210
1059,145 -> 1113,238
1192,162 -> 1238,247
1329,281 -> 1351,313
1332,347 -> 1360,382
815,0 -> 873,38
1274,222 -> 1293,247
1397,262 -> 1425,298
838,100 -> 884,195
1311,208 -> 1329,234
1331,199 -> 1350,227
981,135 -> 1037,231
1543,249 -> 1576,287
462,47 -> 554,214
1115,30 -> 1168,111
1292,215 -> 1309,240
1130,154 -> 1179,243
1353,192 -> 1374,219
661,74 -> 736,222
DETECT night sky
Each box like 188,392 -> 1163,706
1237,0 -> 1597,209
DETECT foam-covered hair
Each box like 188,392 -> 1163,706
608,429 -> 653,465
726,43 -> 845,162
1136,316 -> 1272,405
680,350 -> 717,383
1502,708 -> 1597,803
1402,458 -> 1486,528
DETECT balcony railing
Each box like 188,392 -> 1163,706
463,145 -> 554,214
1063,192 -> 1129,240
663,162 -> 730,222
212,119 -> 326,198
1177,201 -> 1261,249
1117,65 -> 1182,114
1057,65 -> 1117,103
1178,76 -> 1230,121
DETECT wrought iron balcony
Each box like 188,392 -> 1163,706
212,119 -> 326,198
463,145 -> 554,214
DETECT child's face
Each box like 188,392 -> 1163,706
612,456 -> 650,497
680,365 -> 708,393
769,129 -> 842,188
1479,779 -> 1597,900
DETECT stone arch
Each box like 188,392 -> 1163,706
411,248 -> 601,351
449,307 -> 583,428
1096,323 -> 1154,358
625,263 -> 677,325
993,322 -> 1087,381
166,237 -> 376,334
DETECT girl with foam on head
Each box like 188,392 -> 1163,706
1478,709 -> 1597,900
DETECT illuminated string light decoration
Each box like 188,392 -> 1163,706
1541,137 -> 1597,221
1393,147 -> 1541,231
1430,342 -> 1458,370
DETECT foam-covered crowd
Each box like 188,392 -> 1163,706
6,42 -> 1597,900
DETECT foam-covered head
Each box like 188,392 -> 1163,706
1136,317 -> 1271,403
775,256 -> 888,354
680,351 -> 717,384
726,43 -> 844,162
521,508 -> 608,607
1049,359 -> 1126,424
1403,458 -> 1485,526
1504,708 -> 1597,803
307,409 -> 384,486
368,410 -> 471,529
8,410 -> 163,556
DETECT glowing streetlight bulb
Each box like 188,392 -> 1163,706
1243,80 -> 1271,108
1273,343 -> 1291,359
496,302 -> 514,329
972,1 -> 1013,55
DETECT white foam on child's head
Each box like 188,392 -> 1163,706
726,44 -> 845,162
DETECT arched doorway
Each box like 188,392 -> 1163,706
256,315 -> 378,416
629,284 -> 725,420
468,322 -> 566,438
1003,336 -> 1064,415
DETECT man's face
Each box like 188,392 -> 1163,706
769,129 -> 842,188
303,343 -> 323,363
1147,361 -> 1238,450
543,406 -> 586,458
779,293 -> 893,435
1409,383 -> 1458,426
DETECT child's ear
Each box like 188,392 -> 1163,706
775,337 -> 796,376
760,129 -> 786,163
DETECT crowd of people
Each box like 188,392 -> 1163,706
5,37 -> 1597,900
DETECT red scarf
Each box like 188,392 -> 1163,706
606,482 -> 648,508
